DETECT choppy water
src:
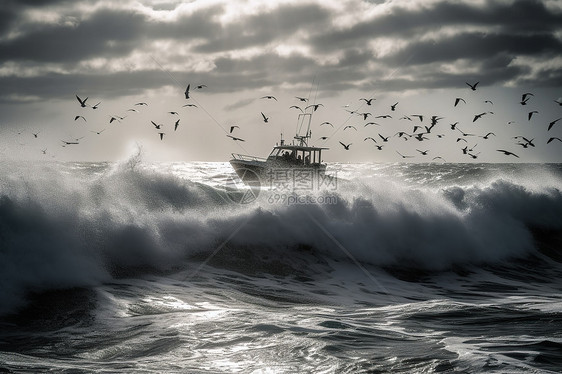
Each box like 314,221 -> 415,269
1,158 -> 561,373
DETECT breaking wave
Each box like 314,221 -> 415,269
1,158 -> 561,315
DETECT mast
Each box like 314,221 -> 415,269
294,112 -> 312,147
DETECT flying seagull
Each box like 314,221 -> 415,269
174,119 -> 180,131
195,84 -> 207,90
305,104 -> 324,112
74,115 -> 86,122
76,95 -> 88,107
466,81 -> 479,91
528,111 -> 538,121
390,102 -> 398,111
295,96 -> 308,102
360,98 -> 375,105
261,95 -> 277,101
230,125 -> 240,133
454,98 -> 466,107
227,135 -> 245,142
339,141 -> 351,150
344,125 -> 357,131
92,102 -> 101,109
184,84 -> 190,99
320,121 -> 334,127
158,132 -> 165,140
548,118 -> 561,131
497,149 -> 519,158
547,137 -> 561,144
396,151 -> 413,159
261,112 -> 269,123
151,121 -> 162,129
182,103 -> 198,108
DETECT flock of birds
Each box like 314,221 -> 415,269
6,81 -> 562,162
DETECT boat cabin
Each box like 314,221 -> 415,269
267,145 -> 327,166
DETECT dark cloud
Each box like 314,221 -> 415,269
310,0 -> 562,53
384,32 -> 562,65
194,3 -> 331,53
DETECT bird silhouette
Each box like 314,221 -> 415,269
480,132 -> 496,139
230,125 -> 240,133
174,119 -> 180,131
305,104 -> 324,112
135,102 -> 148,106
344,125 -> 357,131
360,98 -> 375,105
547,137 -> 561,144
227,135 -> 245,142
390,102 -> 398,111
158,132 -> 165,140
195,84 -> 207,90
184,84 -> 190,99
466,81 -> 479,91
182,103 -> 198,108
151,121 -> 162,129
416,149 -> 429,155
261,95 -> 277,101
528,111 -> 538,120
396,151 -> 413,158
473,112 -> 487,122
92,102 -> 101,109
379,134 -> 389,142
289,105 -> 304,112
90,129 -> 105,135
497,149 -> 519,158
320,121 -> 334,127
554,99 -> 562,106
364,122 -> 380,127
261,112 -> 269,123
454,98 -> 466,107
168,111 -> 179,115
375,115 -> 392,119
295,96 -> 308,102
364,137 -> 377,142
76,95 -> 88,107
339,141 -> 351,150
548,118 -> 561,131
74,115 -> 86,122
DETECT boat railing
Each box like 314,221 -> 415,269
231,153 -> 267,162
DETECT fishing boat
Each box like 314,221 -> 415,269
230,112 -> 328,187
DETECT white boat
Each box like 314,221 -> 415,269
230,112 -> 328,186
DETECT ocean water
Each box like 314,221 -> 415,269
1,158 -> 562,373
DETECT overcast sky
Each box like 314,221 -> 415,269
0,0 -> 561,163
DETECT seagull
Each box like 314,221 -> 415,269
74,115 -> 86,122
174,119 -> 180,131
295,96 -> 308,102
320,121 -> 334,127
92,102 -> 101,109
374,145 -> 384,150
484,100 -> 493,105
379,134 -> 389,142
76,95 -> 88,107
390,102 -> 398,111
396,151 -> 413,159
127,108 -> 139,113
261,112 -> 269,123
151,121 -> 162,129
547,137 -> 562,144
450,122 -> 458,130
432,156 -> 446,162
375,115 -> 392,119
289,105 -> 304,112
466,81 -> 479,91
90,129 -> 105,135
158,132 -> 165,140
261,95 -> 277,101
480,132 -> 496,139
319,136 -> 329,140
360,112 -> 372,120
364,137 -> 377,142
497,149 -> 519,158
344,125 -> 357,131
195,84 -> 207,90
522,92 -> 534,102
457,138 -> 468,143
305,104 -> 324,112
400,116 -> 412,121
168,111 -> 179,115
548,118 -> 561,131
230,125 -> 239,133
528,110 -> 538,120
227,135 -> 245,142
554,99 -> 562,106
411,114 -> 424,122
135,102 -> 148,106
109,115 -> 123,124
364,122 -> 380,127
61,140 -> 79,145
184,84 -> 190,99
339,141 -> 351,150
416,149 -> 429,155
360,98 -> 375,105
473,112 -> 487,122
182,103 -> 198,108
454,98 -> 466,107
41,148 -> 47,155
